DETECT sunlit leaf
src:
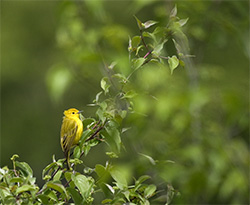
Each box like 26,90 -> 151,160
71,174 -> 94,200
10,177 -> 24,184
46,182 -> 68,199
101,77 -> 110,95
136,175 -> 151,185
110,167 -> 127,190
106,152 -> 119,158
143,20 -> 158,29
143,31 -> 156,42
102,198 -> 113,204
121,90 -> 137,99
131,58 -> 145,70
95,164 -> 108,180
16,184 -> 38,194
104,120 -> 121,153
46,190 -> 58,202
144,184 -> 156,198
131,36 -> 141,48
179,18 -> 189,27
105,183 -> 115,194
15,161 -> 33,177
42,162 -> 57,179
152,39 -> 167,56
53,170 -> 63,182
10,154 -> 19,161
112,73 -> 127,84
134,15 -> 143,30
73,146 -> 81,159
139,153 -> 156,165
170,5 -> 177,17
168,55 -> 179,74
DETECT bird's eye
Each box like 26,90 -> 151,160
72,112 -> 75,114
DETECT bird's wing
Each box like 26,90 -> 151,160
60,118 -> 78,156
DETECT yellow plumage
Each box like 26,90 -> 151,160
60,108 -> 83,169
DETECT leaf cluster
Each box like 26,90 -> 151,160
128,6 -> 189,75
1,5 -> 188,205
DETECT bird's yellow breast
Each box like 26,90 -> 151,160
73,116 -> 83,145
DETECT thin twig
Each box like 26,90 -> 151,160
85,125 -> 104,143
140,29 -> 150,53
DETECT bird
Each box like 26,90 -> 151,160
60,108 -> 83,169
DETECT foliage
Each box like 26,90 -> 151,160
0,6 -> 185,204
2,1 -> 249,204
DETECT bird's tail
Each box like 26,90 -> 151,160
65,151 -> 71,170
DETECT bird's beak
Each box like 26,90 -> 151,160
77,110 -> 83,114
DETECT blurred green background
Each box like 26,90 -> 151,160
1,1 -> 249,204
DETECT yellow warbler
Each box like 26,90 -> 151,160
60,108 -> 83,169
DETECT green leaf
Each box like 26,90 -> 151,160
143,20 -> 158,29
101,77 -> 110,95
179,59 -> 185,67
53,170 -> 63,182
10,154 -> 19,161
179,18 -> 189,27
170,5 -> 177,17
83,144 -> 91,156
73,146 -> 81,159
128,36 -> 132,52
45,190 -> 58,202
136,45 -> 144,56
10,177 -> 24,184
95,164 -> 106,177
104,120 -> 121,153
136,175 -> 151,185
15,184 -> 38,194
71,174 -> 94,200
96,107 -> 105,123
67,187 -> 83,204
112,73 -> 128,84
131,36 -> 141,48
37,194 -> 50,204
152,39 -> 167,56
172,39 -> 182,54
143,31 -> 156,42
122,90 -> 137,99
95,164 -> 111,184
110,167 -> 127,190
46,182 -> 68,199
105,183 -> 115,194
15,161 -> 33,177
123,190 -> 130,201
80,129 -> 92,145
42,162 -> 57,179
0,188 -> 12,201
93,91 -> 103,104
64,171 -> 74,188
168,55 -> 179,74
131,57 -> 145,70
135,175 -> 151,191
139,153 -> 156,165
106,152 -> 119,158
2,195 -> 16,205
134,15 -> 143,30
144,184 -> 156,198
102,198 -> 113,204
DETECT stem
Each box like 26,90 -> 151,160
85,125 -> 104,143
140,29 -> 150,52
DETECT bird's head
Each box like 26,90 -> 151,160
64,108 -> 83,118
